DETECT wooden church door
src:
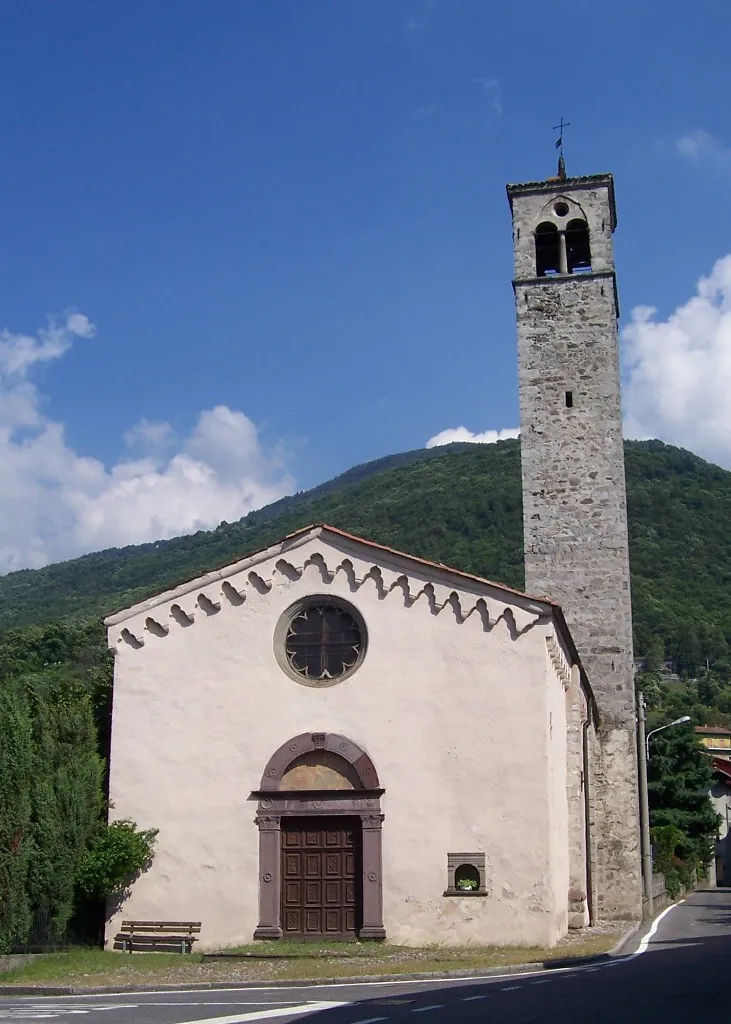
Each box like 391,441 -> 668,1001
281,817 -> 362,939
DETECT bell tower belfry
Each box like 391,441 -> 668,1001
506,169 -> 642,921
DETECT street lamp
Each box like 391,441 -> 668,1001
645,716 -> 692,762
636,701 -> 692,917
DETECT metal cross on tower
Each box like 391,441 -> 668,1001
553,117 -> 570,156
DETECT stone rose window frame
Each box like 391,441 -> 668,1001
252,732 -> 386,941
273,596 -> 368,688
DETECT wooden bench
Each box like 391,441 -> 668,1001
119,920 -> 201,954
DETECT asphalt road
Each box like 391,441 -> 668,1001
2,887 -> 730,1023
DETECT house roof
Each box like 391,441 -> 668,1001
103,522 -> 591,696
712,757 -> 731,782
695,725 -> 731,737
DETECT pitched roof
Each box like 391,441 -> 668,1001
695,725 -> 731,737
103,522 -> 587,684
105,522 -> 551,618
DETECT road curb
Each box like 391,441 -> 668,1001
0,930 -> 640,997
609,921 -> 642,956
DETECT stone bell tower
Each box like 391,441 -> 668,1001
506,168 -> 642,921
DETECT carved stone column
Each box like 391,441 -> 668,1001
359,813 -> 386,940
254,813 -> 283,940
558,230 -> 568,274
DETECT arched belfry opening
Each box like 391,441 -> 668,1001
535,222 -> 561,276
535,215 -> 592,277
253,732 -> 385,941
566,218 -> 592,273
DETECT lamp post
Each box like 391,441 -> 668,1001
637,700 -> 692,917
645,716 -> 692,762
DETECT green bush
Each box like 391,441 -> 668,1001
76,820 -> 158,899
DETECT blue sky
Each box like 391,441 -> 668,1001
1,0 -> 730,570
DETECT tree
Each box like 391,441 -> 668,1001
25,679 -> 103,940
644,634 -> 666,674
647,724 -> 720,879
0,687 -> 34,952
697,669 -> 722,707
637,669 -> 664,711
674,622 -> 703,679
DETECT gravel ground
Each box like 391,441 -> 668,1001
0,926 -> 626,989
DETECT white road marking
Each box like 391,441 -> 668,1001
4,931 -> 658,1019
18,970 -> 558,999
0,1009 -> 135,1020
499,985 -> 521,991
410,1007 -> 443,1013
173,1001 -> 349,1024
350,1018 -> 388,1023
0,1016 -> 60,1020
462,994 -> 486,1001
2,1007 -> 138,1013
631,899 -> 685,958
112,1003 -> 295,1008
0,1014 -> 89,1020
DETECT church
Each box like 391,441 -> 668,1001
104,166 -> 642,950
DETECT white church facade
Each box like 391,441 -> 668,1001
104,164 -> 644,949
104,523 -> 597,950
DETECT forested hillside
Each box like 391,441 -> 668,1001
1,438 -> 731,686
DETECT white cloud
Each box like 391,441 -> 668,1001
0,312 -> 95,377
676,129 -> 731,169
0,313 -> 294,573
426,425 -> 519,448
123,418 -> 176,454
621,254 -> 731,467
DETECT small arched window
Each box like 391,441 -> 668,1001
535,222 -> 560,277
566,219 -> 591,273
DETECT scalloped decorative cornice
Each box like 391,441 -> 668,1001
111,548 -> 545,650
104,524 -> 553,625
546,636 -> 571,691
103,525 -> 592,698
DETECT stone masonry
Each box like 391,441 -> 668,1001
506,172 -> 643,920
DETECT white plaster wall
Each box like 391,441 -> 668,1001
545,635 -> 570,939
106,534 -> 572,949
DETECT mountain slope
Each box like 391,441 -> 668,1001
0,440 -> 521,629
2,439 -> 731,676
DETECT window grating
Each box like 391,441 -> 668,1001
285,604 -> 362,681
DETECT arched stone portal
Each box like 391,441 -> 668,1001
252,732 -> 385,941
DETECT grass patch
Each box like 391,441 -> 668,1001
0,931 -> 620,989
0,949 -> 204,983
207,940 -> 404,958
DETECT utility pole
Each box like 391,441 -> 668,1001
637,693 -> 653,916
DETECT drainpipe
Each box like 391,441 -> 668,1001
582,719 -> 594,924
637,693 -> 653,916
